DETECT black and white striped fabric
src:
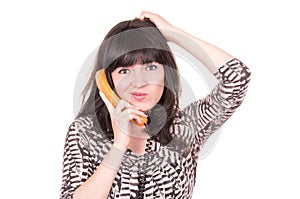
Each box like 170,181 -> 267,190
60,58 -> 251,198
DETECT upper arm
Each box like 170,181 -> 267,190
182,58 -> 251,147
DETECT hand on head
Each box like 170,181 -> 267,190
139,11 -> 175,31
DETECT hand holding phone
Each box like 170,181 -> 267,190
95,69 -> 148,126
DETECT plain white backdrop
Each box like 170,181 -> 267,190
0,0 -> 299,198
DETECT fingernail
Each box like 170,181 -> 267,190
142,113 -> 147,117
138,118 -> 142,124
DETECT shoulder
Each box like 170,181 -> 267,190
66,115 -> 109,147
70,115 -> 95,131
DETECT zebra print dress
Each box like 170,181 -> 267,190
60,58 -> 251,198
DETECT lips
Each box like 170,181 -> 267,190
131,92 -> 147,101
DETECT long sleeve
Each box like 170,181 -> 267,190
180,58 -> 251,149
60,115 -> 113,198
60,119 -> 91,199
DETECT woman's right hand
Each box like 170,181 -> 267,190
99,91 -> 147,150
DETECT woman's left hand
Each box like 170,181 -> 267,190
140,11 -> 178,41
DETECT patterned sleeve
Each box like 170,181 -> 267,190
181,58 -> 251,148
59,118 -> 92,199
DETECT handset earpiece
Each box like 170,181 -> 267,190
95,69 -> 148,126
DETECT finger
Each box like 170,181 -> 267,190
125,102 -> 142,110
140,10 -> 148,20
128,114 -> 143,125
126,108 -> 148,118
115,99 -> 127,113
140,10 -> 156,21
99,91 -> 114,113
140,12 -> 168,30
118,101 -> 146,117
117,105 -> 147,121
122,108 -> 148,125
115,99 -> 141,113
139,10 -> 145,20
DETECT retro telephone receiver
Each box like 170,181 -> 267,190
95,69 -> 148,126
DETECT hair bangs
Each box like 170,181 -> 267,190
108,48 -> 165,71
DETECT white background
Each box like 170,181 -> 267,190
0,0 -> 299,198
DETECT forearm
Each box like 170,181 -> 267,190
162,27 -> 234,73
73,144 -> 126,199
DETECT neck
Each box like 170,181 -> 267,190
127,124 -> 150,155
128,137 -> 148,155
129,122 -> 149,139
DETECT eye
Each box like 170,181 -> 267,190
145,64 -> 158,71
118,68 -> 130,74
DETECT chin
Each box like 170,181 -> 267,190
141,107 -> 152,112
140,104 -> 155,113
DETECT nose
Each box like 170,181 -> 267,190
131,70 -> 147,88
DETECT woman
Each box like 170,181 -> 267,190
60,11 -> 251,199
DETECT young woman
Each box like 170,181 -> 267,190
60,11 -> 251,199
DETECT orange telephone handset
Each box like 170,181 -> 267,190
95,69 -> 148,126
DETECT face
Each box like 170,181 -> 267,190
111,62 -> 164,112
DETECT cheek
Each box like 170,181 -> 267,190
111,75 -> 126,97
113,79 -> 129,97
155,76 -> 165,96
150,84 -> 164,102
150,72 -> 164,85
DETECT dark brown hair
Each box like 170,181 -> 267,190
77,18 -> 182,145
